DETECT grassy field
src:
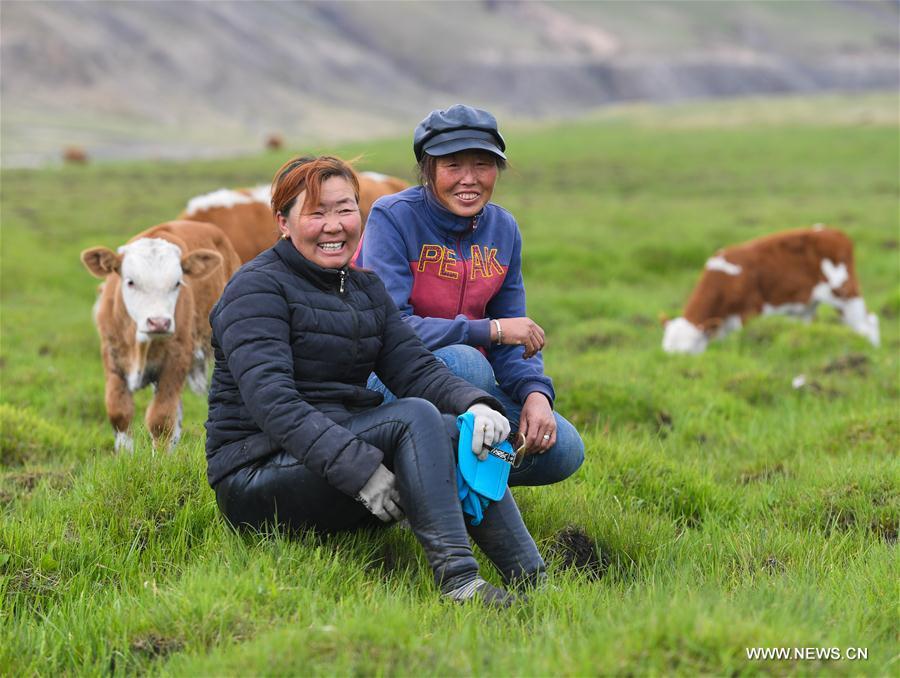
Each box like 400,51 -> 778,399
1,93 -> 898,676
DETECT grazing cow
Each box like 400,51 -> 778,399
662,226 -> 880,354
180,171 -> 408,263
62,146 -> 88,164
81,220 -> 241,451
265,133 -> 284,151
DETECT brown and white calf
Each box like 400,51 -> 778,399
82,220 -> 241,451
180,171 -> 408,263
662,226 -> 880,354
179,185 -> 278,264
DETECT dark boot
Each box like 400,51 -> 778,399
465,488 -> 546,586
442,577 -> 519,608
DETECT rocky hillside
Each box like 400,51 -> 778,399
2,0 -> 897,166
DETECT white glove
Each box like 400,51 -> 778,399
356,464 -> 404,522
466,403 -> 511,461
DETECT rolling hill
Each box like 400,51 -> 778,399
1,0 -> 897,166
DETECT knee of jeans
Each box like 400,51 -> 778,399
435,344 -> 496,392
550,426 -> 585,482
392,397 -> 444,430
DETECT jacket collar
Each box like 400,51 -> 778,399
421,185 -> 483,236
274,238 -> 348,291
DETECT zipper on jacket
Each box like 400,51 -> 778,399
347,303 -> 359,369
453,216 -> 478,315
454,235 -> 470,316
335,269 -> 358,370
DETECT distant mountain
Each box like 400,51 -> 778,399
2,0 -> 897,167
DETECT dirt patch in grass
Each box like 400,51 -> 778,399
791,377 -> 842,399
817,482 -> 899,539
0,469 -> 70,507
130,633 -> 185,660
871,515 -> 898,544
549,526 -> 609,580
822,353 -> 868,376
762,555 -> 786,574
880,238 -> 899,250
6,567 -> 62,598
654,410 -> 674,435
3,469 -> 69,492
739,462 -> 788,485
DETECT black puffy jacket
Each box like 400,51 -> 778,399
205,239 -> 499,491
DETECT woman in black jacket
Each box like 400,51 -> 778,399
206,156 -> 544,606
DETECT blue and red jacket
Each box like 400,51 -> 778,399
358,185 -> 555,406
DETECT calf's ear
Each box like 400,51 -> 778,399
182,249 -> 223,279
81,247 -> 121,278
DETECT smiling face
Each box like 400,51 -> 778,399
276,175 -> 361,269
432,150 -> 499,218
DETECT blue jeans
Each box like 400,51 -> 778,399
367,344 -> 584,487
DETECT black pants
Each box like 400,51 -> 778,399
215,398 -> 544,592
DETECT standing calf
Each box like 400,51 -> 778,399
662,226 -> 880,354
81,220 -> 241,450
179,186 -> 278,263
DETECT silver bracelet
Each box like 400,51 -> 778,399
492,319 -> 503,345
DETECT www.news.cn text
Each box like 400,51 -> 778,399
746,647 -> 868,661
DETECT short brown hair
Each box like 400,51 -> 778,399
271,156 -> 360,218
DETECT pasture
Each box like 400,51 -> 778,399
1,93 -> 898,675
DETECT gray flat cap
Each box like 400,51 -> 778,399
413,104 -> 506,162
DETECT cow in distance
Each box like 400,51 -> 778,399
662,226 -> 880,354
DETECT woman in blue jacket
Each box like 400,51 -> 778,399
206,155 -> 544,606
359,105 -> 584,487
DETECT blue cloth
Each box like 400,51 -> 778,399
455,412 -> 515,526
456,468 -> 491,526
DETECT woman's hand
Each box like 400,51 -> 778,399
491,317 -> 545,358
356,464 -> 404,522
518,392 -> 556,455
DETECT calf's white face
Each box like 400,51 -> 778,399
118,238 -> 185,340
662,317 -> 708,354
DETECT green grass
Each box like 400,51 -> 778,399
2,93 -> 898,675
